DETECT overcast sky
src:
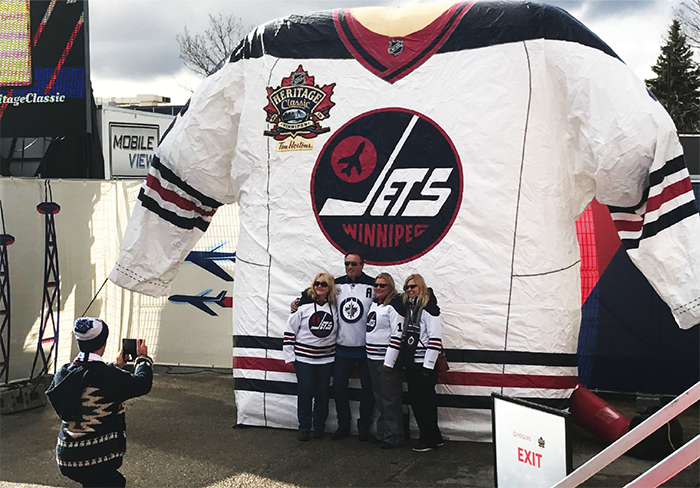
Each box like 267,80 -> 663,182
87,0 -> 686,105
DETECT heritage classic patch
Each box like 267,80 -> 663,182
263,65 -> 336,151
311,108 -> 462,265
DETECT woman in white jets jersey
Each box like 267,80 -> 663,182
385,274 -> 443,452
283,272 -> 339,441
366,272 -> 406,449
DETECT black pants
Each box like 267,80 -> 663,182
60,463 -> 126,488
406,365 -> 443,447
333,354 -> 374,433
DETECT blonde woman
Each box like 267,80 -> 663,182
283,272 -> 339,441
365,272 -> 405,448
384,273 -> 443,451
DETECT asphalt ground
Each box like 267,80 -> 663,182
1,366 -> 698,488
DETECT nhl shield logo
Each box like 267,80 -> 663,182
388,39 -> 404,56
263,65 -> 336,148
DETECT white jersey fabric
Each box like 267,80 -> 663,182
283,300 -> 338,365
335,273 -> 375,349
366,297 -> 404,361
384,299 -> 443,370
109,1 -> 700,440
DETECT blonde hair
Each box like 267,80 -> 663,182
375,272 -> 397,305
305,272 -> 338,306
402,273 -> 429,308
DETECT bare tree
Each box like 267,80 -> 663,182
176,14 -> 250,77
678,1 -> 700,47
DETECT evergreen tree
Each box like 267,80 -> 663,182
646,18 -> 700,132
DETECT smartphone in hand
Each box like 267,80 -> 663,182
122,338 -> 137,362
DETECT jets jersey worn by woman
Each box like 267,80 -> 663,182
366,297 -> 405,362
109,2 -> 700,440
283,300 -> 338,365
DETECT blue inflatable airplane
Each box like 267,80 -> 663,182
168,289 -> 231,316
184,241 -> 236,281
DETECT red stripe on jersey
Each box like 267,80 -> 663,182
233,356 -> 294,373
295,345 -> 332,356
437,371 -> 578,389
612,217 -> 643,233
146,173 -> 216,217
233,357 -> 575,389
646,177 -> 693,214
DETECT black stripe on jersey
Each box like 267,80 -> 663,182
620,201 -> 699,250
227,2 -> 618,64
295,342 -> 335,351
152,158 -> 223,209
439,1 -> 618,60
234,335 -> 577,367
335,273 -> 376,286
234,378 -> 570,410
445,349 -> 577,367
609,156 -> 686,215
384,3 -> 469,82
138,189 -> 210,232
336,10 -> 387,72
295,352 -> 335,360
235,335 -> 283,350
649,155 -> 688,188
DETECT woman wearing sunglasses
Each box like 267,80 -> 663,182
365,273 -> 405,449
384,273 -> 443,452
283,272 -> 339,441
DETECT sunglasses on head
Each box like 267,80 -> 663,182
404,284 -> 417,290
374,283 -> 388,289
344,261 -> 360,267
313,281 -> 329,288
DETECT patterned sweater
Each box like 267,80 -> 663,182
46,352 -> 153,469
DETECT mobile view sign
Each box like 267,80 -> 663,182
0,0 -> 89,137
109,123 -> 159,178
492,394 -> 572,488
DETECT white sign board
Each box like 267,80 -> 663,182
492,394 -> 571,488
109,123 -> 160,178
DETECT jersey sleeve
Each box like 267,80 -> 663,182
383,299 -> 404,368
421,302 -> 442,370
108,60 -> 245,296
563,45 -> 700,330
283,310 -> 302,364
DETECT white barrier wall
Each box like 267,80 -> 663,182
0,177 -> 238,381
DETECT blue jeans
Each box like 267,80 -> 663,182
295,361 -> 333,433
333,354 -> 374,433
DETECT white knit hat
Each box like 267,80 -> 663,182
73,317 -> 109,352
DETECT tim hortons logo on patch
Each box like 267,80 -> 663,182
263,65 -> 336,149
311,108 -> 463,265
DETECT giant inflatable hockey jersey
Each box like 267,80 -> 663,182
110,1 -> 700,441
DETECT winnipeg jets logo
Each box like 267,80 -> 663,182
366,311 -> 377,332
311,108 -> 462,265
340,297 -> 364,323
309,311 -> 334,338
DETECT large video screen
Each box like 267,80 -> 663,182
0,0 -> 89,137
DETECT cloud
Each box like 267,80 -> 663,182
86,0 -> 684,99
